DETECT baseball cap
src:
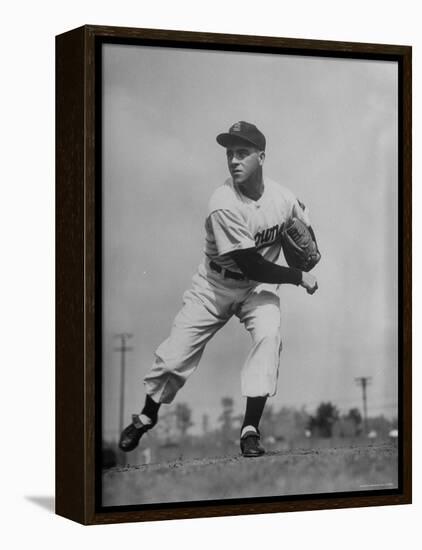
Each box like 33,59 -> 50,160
216,121 -> 266,151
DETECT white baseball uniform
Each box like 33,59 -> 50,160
143,176 -> 311,403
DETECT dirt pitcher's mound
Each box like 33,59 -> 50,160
102,443 -> 398,506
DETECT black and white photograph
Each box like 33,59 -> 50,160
4,0 -> 420,543
100,41 -> 400,508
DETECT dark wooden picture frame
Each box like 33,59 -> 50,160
56,25 -> 412,525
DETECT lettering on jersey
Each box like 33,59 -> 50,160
254,223 -> 284,249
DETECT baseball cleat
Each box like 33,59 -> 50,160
240,430 -> 266,458
119,414 -> 154,452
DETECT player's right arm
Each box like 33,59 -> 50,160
229,248 -> 318,294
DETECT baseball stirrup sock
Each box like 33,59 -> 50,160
241,425 -> 258,438
141,394 -> 161,424
241,396 -> 267,433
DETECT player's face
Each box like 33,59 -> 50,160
226,144 -> 265,185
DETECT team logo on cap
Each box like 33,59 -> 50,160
231,122 -> 242,132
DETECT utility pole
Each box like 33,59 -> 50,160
115,333 -> 133,437
355,377 -> 372,434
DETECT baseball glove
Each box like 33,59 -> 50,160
281,217 -> 321,272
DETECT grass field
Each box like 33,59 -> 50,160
102,442 -> 398,506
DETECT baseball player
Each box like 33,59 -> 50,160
119,121 -> 319,457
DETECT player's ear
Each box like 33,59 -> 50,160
258,151 -> 266,165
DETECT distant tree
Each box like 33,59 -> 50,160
367,414 -> 394,437
218,397 -> 234,439
294,407 -> 311,435
260,404 -> 275,435
346,407 -> 363,436
202,414 -> 209,434
102,445 -> 117,469
266,406 -> 311,442
175,403 -> 193,437
309,402 -> 339,437
157,409 -> 178,444
221,397 -> 234,410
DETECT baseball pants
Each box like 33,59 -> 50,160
143,260 -> 282,403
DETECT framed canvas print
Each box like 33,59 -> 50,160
56,25 -> 412,525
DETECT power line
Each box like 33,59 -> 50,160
355,377 -> 372,433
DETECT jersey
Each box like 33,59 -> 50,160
204,177 -> 310,273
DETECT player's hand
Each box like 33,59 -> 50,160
300,272 -> 318,295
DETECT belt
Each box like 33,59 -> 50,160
209,260 -> 246,281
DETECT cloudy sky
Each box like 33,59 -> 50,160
101,44 -> 398,439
